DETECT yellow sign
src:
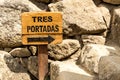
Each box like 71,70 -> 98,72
21,12 -> 62,45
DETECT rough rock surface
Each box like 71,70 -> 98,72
0,0 -> 47,48
77,44 -> 115,73
27,0 -> 48,11
4,48 -> 12,52
98,3 -> 117,12
98,4 -> 111,28
108,7 -> 120,46
105,41 -> 120,57
48,39 -> 80,60
29,46 -> 37,56
69,48 -> 81,60
99,56 -> 120,80
35,0 -> 62,3
50,60 -> 97,80
0,7 -> 23,48
9,48 -> 31,57
35,0 -> 50,3
93,0 -> 102,5
52,0 -> 63,3
0,0 -> 27,48
0,0 -> 120,80
0,51 -> 31,80
103,0 -> 120,5
81,35 -> 105,45
49,0 -> 107,35
28,56 -> 38,79
0,0 -> 47,11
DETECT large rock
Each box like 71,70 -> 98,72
50,60 -> 97,80
98,3 -> 117,12
0,51 -> 31,80
49,0 -> 107,35
77,44 -> 115,73
35,0 -> 50,3
4,48 -> 12,52
0,6 -> 23,48
27,56 -> 57,79
9,48 -> 31,57
81,35 -> 105,45
98,4 -> 111,28
0,0 -> 47,11
52,0 -> 63,3
108,7 -> 120,46
93,0 -> 102,5
106,41 -> 120,57
17,57 -> 39,79
0,0 -> 47,48
99,56 -> 120,80
35,0 -> 62,3
103,0 -> 120,5
98,3 -> 117,37
48,39 -> 80,60
27,0 -> 48,11
69,48 -> 81,60
29,46 -> 37,56
28,56 -> 38,79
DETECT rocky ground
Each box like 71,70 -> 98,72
0,0 -> 120,80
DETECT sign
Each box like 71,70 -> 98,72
21,12 -> 63,80
21,12 -> 62,45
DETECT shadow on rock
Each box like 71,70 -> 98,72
4,54 -> 27,73
29,0 -> 48,10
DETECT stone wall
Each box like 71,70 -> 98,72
0,0 -> 120,80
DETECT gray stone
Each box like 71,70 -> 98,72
48,39 -> 80,60
35,0 -> 62,3
103,0 -> 120,5
28,56 -> 38,79
98,3 -> 117,37
16,57 -> 39,79
50,60 -> 97,80
0,0 -> 27,48
0,48 -> 4,50
0,51 -> 31,80
4,48 -> 12,52
69,48 -> 81,60
29,46 -> 37,56
0,0 -> 4,5
106,41 -> 120,57
99,56 -> 120,80
27,56 -> 57,79
93,0 -> 102,5
82,35 -> 105,45
35,0 -> 50,3
0,7 -> 23,48
108,7 -> 120,47
0,0 -> 47,48
77,44 -> 115,73
27,0 -> 48,11
52,0 -> 63,3
98,3 -> 117,12
9,48 -> 31,57
98,4 -> 111,28
0,0 -> 29,11
20,58 -> 28,69
0,0 -> 47,11
49,0 -> 107,35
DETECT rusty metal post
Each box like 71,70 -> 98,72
38,45 -> 48,80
